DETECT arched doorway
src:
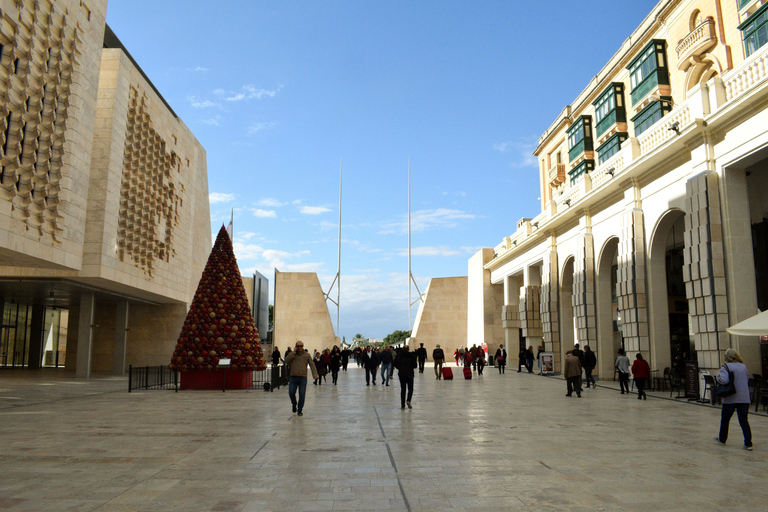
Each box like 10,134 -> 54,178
559,256 -> 575,372
648,209 -> 691,375
597,237 -> 620,379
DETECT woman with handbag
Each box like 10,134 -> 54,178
713,349 -> 753,450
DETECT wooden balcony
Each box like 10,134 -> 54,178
548,163 -> 566,187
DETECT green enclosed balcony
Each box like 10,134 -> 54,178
567,116 -> 593,162
628,40 -> 670,106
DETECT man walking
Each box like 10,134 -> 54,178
362,346 -> 379,386
416,343 -> 428,373
341,346 -> 351,371
394,344 -> 418,409
284,341 -> 318,416
380,346 -> 394,386
433,344 -> 445,379
564,350 -> 582,398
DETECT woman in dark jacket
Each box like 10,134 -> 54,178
714,348 -> 752,450
631,352 -> 650,400
495,345 -> 507,374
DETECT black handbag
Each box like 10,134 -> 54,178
715,365 -> 737,397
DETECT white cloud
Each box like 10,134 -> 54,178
257,198 -> 284,207
398,246 -> 461,257
188,96 -> 219,108
380,208 -> 475,234
226,84 -> 282,102
202,115 -> 222,126
209,192 -> 235,203
300,206 -> 332,215
248,122 -> 277,134
189,66 -> 208,72
252,208 -> 277,218
494,138 -> 538,168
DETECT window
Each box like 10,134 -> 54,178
596,133 -> 628,165
627,40 -> 670,105
631,98 -> 673,136
568,159 -> 595,186
567,116 -> 593,162
593,83 -> 626,138
740,2 -> 768,57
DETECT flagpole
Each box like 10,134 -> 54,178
336,158 -> 342,335
408,160 -> 412,331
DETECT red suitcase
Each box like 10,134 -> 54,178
463,366 -> 472,380
442,367 -> 453,380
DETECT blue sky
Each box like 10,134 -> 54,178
105,1 -> 656,340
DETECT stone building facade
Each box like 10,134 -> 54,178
468,0 -> 768,380
0,0 -> 210,376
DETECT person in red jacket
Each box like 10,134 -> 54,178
631,352 -> 651,400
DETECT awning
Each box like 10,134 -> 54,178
726,310 -> 768,336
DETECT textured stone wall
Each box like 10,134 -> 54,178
0,0 -> 107,270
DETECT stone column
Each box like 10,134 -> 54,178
113,301 -> 129,375
616,188 -> 650,355
76,293 -> 95,379
540,238 -> 560,367
572,227 -> 598,349
520,266 -> 542,350
683,171 -> 729,370
27,305 -> 46,369
502,275 -> 521,352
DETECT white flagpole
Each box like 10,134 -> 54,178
408,160 -> 412,331
336,159 -> 342,334
324,158 -> 342,337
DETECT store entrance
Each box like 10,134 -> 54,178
0,302 -> 67,368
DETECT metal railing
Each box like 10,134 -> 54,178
128,363 -> 290,393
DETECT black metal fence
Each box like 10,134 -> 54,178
128,364 -> 290,393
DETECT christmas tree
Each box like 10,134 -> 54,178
170,225 -> 266,372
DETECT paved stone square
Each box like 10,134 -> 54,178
0,365 -> 766,511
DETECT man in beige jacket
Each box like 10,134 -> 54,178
564,350 -> 582,398
285,341 -> 318,416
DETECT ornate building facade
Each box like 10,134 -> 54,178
469,0 -> 768,379
0,0 -> 210,376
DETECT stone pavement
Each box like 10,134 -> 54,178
0,365 -> 766,512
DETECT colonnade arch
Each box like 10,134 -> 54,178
596,236 -> 620,380
647,208 -> 689,374
559,255 -> 575,372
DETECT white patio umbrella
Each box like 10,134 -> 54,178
726,310 -> 768,336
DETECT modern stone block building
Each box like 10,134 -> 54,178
0,0 -> 210,376
273,271 -> 339,356
468,0 -> 768,379
409,277 -> 468,361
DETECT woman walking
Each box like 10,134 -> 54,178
713,349 -> 753,450
495,344 -> 507,374
631,352 -> 650,400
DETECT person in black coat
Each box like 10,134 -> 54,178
415,343 -> 428,373
393,345 -> 418,409
361,346 -> 379,386
271,347 -> 281,366
495,345 -> 507,374
583,345 -> 597,388
341,347 -> 351,371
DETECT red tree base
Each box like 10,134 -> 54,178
180,370 -> 253,390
